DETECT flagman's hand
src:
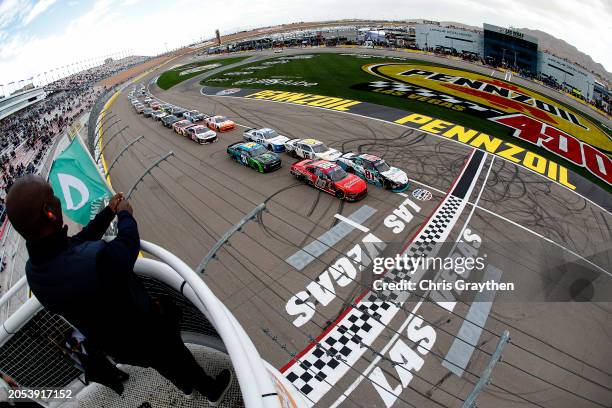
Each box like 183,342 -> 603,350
108,193 -> 124,214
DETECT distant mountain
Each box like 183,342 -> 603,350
435,21 -> 610,84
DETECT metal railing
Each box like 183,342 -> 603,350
0,240 -> 307,408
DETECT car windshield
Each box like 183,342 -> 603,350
167,115 -> 177,121
248,146 -> 267,156
216,117 -> 228,123
194,127 -> 207,134
311,144 -> 328,153
375,161 -> 390,172
327,167 -> 347,182
262,130 -> 278,139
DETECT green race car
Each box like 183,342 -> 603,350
226,142 -> 282,173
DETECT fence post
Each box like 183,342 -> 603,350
461,330 -> 510,408
105,136 -> 144,178
125,152 -> 174,199
194,203 -> 266,275
96,125 -> 129,163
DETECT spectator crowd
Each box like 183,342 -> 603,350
0,56 -> 151,221
44,56 -> 149,92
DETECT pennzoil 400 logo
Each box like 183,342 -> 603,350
359,63 -> 612,187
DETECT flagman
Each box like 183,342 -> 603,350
5,175 -> 232,405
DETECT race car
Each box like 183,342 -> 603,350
184,110 -> 207,122
243,128 -> 289,152
172,120 -> 193,134
205,115 -> 235,132
291,159 -> 367,201
284,138 -> 341,161
336,153 -> 409,192
152,111 -> 167,121
161,114 -> 180,127
226,142 -> 282,173
185,125 -> 217,144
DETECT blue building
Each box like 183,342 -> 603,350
483,24 -> 539,74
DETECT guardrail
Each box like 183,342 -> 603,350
0,240 -> 307,408
86,86 -> 120,153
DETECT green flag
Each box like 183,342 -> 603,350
48,137 -> 112,225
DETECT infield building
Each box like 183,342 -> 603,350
415,22 -> 604,102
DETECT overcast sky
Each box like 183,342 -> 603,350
0,0 -> 610,88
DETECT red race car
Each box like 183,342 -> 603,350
291,159 -> 367,201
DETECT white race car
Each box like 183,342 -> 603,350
336,152 -> 409,191
152,111 -> 168,121
284,138 -> 341,161
243,128 -> 289,152
185,125 -> 217,144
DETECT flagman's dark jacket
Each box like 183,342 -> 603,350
25,208 -> 164,360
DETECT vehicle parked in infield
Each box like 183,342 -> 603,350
174,120 -> 196,136
226,142 -> 282,173
337,153 -> 409,191
135,105 -> 145,114
205,115 -> 235,132
151,103 -> 161,111
161,114 -> 180,127
186,125 -> 217,144
184,110 -> 207,122
284,138 -> 341,161
291,159 -> 367,201
143,108 -> 154,117
243,128 -> 289,152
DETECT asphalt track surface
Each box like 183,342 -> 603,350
102,49 -> 612,408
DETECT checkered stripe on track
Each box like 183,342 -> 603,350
285,195 -> 466,403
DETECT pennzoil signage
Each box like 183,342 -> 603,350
360,63 -> 612,187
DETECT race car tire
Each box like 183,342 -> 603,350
267,144 -> 273,151
335,190 -> 345,199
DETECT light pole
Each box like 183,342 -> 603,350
424,32 -> 429,51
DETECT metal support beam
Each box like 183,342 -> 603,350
95,113 -> 116,133
461,330 -> 510,408
93,119 -> 121,149
96,111 -> 115,126
125,151 -> 174,199
105,136 -> 143,178
96,125 -> 128,163
194,203 -> 266,275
